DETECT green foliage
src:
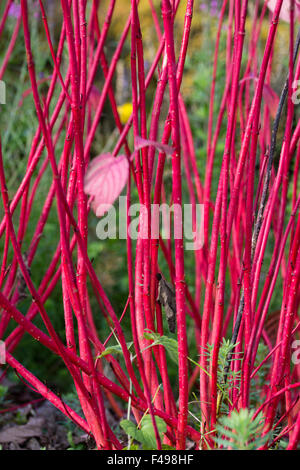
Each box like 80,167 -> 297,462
62,390 -> 84,420
14,410 -> 28,425
0,10 -> 52,190
184,28 -> 227,191
0,385 -> 8,405
250,342 -> 270,408
67,430 -> 86,451
214,409 -> 271,450
187,340 -> 242,430
143,330 -> 178,364
0,9 -> 71,388
120,415 -> 167,450
61,390 -> 85,434
97,342 -> 134,359
123,443 -> 140,450
205,339 -> 242,413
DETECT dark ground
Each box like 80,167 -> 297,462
0,377 -> 93,450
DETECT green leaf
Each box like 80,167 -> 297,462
0,385 -> 8,399
139,415 -> 167,449
143,331 -> 178,364
214,409 -> 272,450
97,342 -> 133,359
0,385 -> 8,404
120,415 -> 167,450
186,356 -> 211,377
123,444 -> 140,450
120,419 -> 140,441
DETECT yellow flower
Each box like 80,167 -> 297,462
117,102 -> 133,125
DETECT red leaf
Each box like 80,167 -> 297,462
134,136 -> 174,157
88,85 -> 101,112
84,153 -> 129,217
262,83 -> 279,118
239,76 -> 279,118
267,0 -> 300,23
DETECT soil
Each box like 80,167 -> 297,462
0,377 -> 92,450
